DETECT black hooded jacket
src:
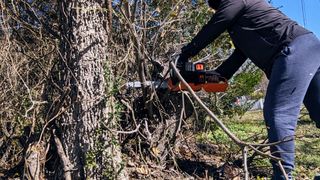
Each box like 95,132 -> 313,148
182,0 -> 310,79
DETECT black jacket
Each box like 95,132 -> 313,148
182,0 -> 310,79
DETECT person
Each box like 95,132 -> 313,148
177,0 -> 320,179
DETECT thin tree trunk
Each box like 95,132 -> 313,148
57,1 -> 126,179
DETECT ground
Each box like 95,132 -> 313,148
125,110 -> 320,179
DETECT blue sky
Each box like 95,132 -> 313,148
271,0 -> 320,38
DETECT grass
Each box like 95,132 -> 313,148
295,114 -> 320,178
197,110 -> 320,179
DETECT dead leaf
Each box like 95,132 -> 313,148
152,147 -> 160,157
136,165 -> 150,175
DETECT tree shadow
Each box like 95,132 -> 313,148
176,158 -> 219,178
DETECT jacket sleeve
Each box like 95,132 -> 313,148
182,0 -> 246,57
215,48 -> 247,80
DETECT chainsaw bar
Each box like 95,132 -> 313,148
125,78 -> 228,92
125,80 -> 169,89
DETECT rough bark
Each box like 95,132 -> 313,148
57,1 -> 126,179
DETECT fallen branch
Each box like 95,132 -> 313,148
110,124 -> 141,135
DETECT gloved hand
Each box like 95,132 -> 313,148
176,53 -> 189,71
171,54 -> 189,85
208,0 -> 221,10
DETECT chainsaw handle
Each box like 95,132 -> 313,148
205,70 -> 226,83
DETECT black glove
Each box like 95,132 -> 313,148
208,0 -> 221,10
176,53 -> 189,71
171,54 -> 189,85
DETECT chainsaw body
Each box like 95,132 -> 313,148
125,62 -> 228,93
169,62 -> 228,92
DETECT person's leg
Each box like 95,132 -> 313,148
304,67 -> 320,128
263,33 -> 320,179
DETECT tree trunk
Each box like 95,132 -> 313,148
57,1 -> 126,179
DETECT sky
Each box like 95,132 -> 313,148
271,0 -> 320,38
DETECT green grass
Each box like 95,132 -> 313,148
295,117 -> 320,178
198,111 -> 267,151
197,111 -> 320,179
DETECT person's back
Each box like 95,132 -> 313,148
228,0 -> 310,74
184,0 -> 310,77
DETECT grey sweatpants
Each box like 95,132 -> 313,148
263,33 -> 320,178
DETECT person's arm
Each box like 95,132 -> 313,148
215,48 -> 247,80
182,0 -> 246,58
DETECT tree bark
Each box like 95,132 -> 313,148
57,1 -> 126,179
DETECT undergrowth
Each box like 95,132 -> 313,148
197,110 -> 320,179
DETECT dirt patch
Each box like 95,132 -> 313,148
124,134 -> 245,179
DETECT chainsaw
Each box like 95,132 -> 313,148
125,62 -> 228,93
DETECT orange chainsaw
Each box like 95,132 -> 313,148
125,62 -> 228,93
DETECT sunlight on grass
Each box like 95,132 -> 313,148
197,110 -> 320,179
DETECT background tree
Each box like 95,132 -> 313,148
0,0 -> 57,178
